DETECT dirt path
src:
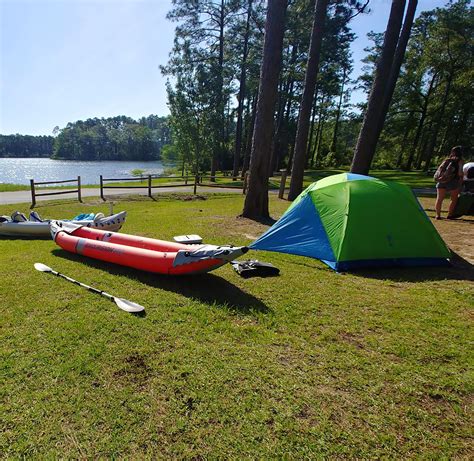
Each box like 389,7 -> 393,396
419,197 -> 474,264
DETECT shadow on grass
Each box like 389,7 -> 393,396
352,251 -> 474,282
0,235 -> 52,240
424,209 -> 474,223
52,249 -> 270,314
238,215 -> 277,226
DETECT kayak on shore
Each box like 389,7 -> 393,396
0,211 -> 127,237
50,221 -> 248,275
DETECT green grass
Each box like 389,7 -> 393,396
1,169 -> 437,192
0,177 -> 189,193
1,194 -> 472,458
0,183 -> 31,192
299,168 -> 437,189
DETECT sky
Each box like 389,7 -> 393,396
0,0 -> 448,136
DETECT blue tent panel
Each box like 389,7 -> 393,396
250,194 -> 335,262
346,173 -> 374,181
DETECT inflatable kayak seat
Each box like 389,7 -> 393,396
29,211 -> 43,222
11,211 -> 27,222
173,234 -> 203,244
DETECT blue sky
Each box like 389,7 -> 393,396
1,0 -> 447,136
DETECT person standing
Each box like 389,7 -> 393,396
434,146 -> 464,219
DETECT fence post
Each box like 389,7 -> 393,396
77,176 -> 82,202
148,175 -> 152,198
30,179 -> 36,208
100,175 -> 105,201
278,169 -> 287,199
243,171 -> 249,195
194,174 -> 198,195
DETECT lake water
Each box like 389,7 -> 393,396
0,158 -> 167,185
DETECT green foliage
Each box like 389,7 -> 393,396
131,169 -> 145,177
52,115 -> 171,161
0,134 -> 54,158
375,0 -> 474,170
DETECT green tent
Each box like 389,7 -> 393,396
250,173 -> 451,271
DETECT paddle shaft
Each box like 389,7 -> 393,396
49,268 -> 114,301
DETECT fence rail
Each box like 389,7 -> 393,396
197,172 -> 249,194
27,171 -> 257,206
100,174 -> 194,200
30,177 -> 81,208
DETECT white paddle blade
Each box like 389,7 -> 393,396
114,297 -> 145,313
34,263 -> 53,272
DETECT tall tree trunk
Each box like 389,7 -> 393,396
423,72 -> 453,171
269,76 -> 288,176
279,77 -> 296,171
404,72 -> 437,170
415,120 -> 432,169
242,0 -> 287,219
288,0 -> 329,200
310,97 -> 325,167
351,0 -> 406,175
211,0 -> 226,180
396,111 -> 414,168
314,106 -> 327,166
241,92 -> 258,178
329,66 -> 348,160
454,98 -> 472,144
305,87 -> 319,168
233,0 -> 253,179
373,0 -> 418,142
269,43 -> 298,176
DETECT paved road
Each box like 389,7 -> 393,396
0,185 -> 436,206
0,185 -> 246,206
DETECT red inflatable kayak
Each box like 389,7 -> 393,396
51,221 -> 248,275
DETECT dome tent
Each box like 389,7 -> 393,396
250,173 -> 451,271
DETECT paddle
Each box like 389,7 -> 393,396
34,263 -> 145,313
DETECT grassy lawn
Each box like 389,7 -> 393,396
298,168 -> 437,189
1,168 -> 437,192
1,193 -> 472,458
0,183 -> 31,192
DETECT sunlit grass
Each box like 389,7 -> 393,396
1,193 -> 472,458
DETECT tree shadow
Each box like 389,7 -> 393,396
351,251 -> 474,282
424,207 -> 474,222
0,235 -> 52,241
51,249 -> 270,314
238,214 -> 277,226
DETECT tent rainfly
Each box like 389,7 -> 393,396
250,173 -> 451,271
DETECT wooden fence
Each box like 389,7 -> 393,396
99,174 -> 194,200
27,171 -> 262,206
197,172 -> 249,194
30,177 -> 81,208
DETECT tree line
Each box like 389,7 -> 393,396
0,134 -> 54,158
162,0 -> 368,178
162,0 -> 472,217
52,115 -> 171,161
358,0 -> 472,172
0,115 -> 171,161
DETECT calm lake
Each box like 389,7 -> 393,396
0,158 -> 166,185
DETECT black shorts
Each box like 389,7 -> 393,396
436,179 -> 461,191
